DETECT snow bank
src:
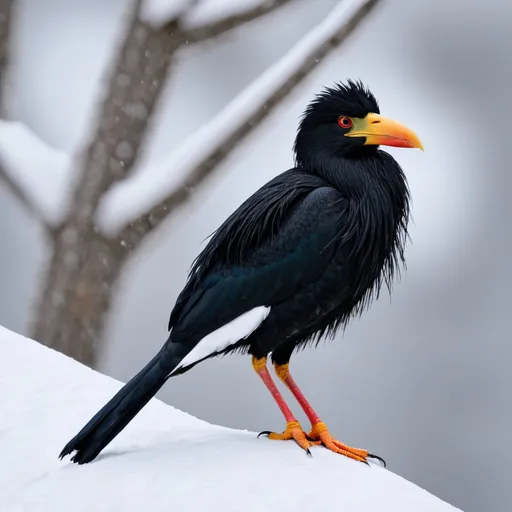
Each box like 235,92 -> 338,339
0,326 -> 462,511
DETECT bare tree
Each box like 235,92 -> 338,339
0,0 -> 382,367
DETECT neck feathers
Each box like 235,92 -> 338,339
300,149 -> 411,299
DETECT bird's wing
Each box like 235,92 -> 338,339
168,171 -> 348,357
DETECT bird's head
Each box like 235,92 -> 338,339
294,80 -> 423,166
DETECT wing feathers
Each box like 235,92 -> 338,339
171,306 -> 271,374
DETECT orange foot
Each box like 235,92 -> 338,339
307,421 -> 386,466
258,421 -> 320,455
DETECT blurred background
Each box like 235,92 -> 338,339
1,0 -> 511,511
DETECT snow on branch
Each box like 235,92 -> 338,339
141,0 -> 297,37
0,121 -> 71,227
140,0 -> 194,27
99,0 -> 382,246
182,0 -> 298,44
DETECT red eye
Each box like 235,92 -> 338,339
338,116 -> 352,129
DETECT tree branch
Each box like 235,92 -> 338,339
112,0 -> 382,249
182,0 -> 298,45
64,0 -> 186,233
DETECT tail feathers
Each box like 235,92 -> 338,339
59,348 -> 174,465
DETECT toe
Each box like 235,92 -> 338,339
290,429 -> 313,452
308,422 -> 376,464
329,438 -> 369,458
268,431 -> 292,441
260,422 -> 314,453
322,439 -> 369,463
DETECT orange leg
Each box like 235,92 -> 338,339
252,356 -> 318,454
274,362 -> 385,466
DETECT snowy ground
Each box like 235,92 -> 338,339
0,326 -> 461,511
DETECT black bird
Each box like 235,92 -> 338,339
60,80 -> 423,465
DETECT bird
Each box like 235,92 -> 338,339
59,79 -> 423,466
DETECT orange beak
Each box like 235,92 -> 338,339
345,113 -> 424,150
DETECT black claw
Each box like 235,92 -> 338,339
306,448 -> 312,457
361,459 -> 371,466
368,452 -> 386,467
257,431 -> 272,438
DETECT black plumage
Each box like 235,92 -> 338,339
60,80 -> 419,465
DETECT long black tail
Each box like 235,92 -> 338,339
59,344 -> 179,464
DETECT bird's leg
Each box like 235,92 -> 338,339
252,356 -> 318,454
274,363 -> 385,466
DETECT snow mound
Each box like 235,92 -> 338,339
0,326 -> 461,511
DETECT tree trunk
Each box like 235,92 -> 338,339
31,230 -> 127,368
29,1 -> 180,367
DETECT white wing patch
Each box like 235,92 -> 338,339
171,306 -> 271,374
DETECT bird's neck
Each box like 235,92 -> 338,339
298,148 -> 407,204
301,148 -> 410,291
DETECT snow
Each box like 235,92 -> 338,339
99,0 -> 376,234
185,0 -> 267,28
141,0 -> 273,29
0,325 -> 462,511
140,0 -> 194,28
0,120 -> 71,224
173,306 -> 271,372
